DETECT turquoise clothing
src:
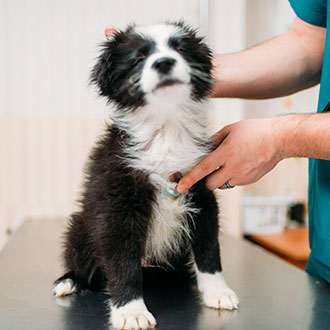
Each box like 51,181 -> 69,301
289,0 -> 330,283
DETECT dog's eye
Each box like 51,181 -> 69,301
170,39 -> 186,53
175,45 -> 185,53
134,54 -> 146,65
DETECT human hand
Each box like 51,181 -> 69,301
176,117 -> 284,193
105,26 -> 118,40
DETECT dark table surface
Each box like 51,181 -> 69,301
1,219 -> 330,330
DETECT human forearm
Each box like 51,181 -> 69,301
277,113 -> 330,160
176,113 -> 330,193
212,18 -> 326,99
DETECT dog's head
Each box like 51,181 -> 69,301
90,21 -> 213,111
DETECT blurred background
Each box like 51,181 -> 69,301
0,0 -> 318,264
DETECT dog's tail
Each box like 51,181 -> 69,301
53,271 -> 81,297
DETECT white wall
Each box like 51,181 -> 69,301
0,0 -> 201,118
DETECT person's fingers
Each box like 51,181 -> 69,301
206,168 -> 233,190
175,126 -> 233,193
175,151 -> 224,193
105,26 -> 118,40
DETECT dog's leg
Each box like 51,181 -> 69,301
96,205 -> 157,329
103,238 -> 157,330
189,185 -> 239,310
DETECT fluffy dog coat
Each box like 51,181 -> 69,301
54,21 -> 238,330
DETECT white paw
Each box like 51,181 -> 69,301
195,270 -> 239,310
110,299 -> 157,330
53,278 -> 77,297
202,286 -> 239,310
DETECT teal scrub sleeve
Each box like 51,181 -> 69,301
289,0 -> 327,27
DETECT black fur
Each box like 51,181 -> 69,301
167,26 -> 213,99
55,22 -> 222,312
90,30 -> 156,110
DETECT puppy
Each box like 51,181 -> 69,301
54,21 -> 239,330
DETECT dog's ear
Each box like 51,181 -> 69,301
90,40 -> 117,98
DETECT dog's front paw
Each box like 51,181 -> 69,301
110,299 -> 157,330
53,278 -> 78,297
202,286 -> 239,310
196,271 -> 239,310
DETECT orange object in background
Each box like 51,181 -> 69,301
247,227 -> 310,270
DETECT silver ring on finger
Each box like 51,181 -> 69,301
223,181 -> 235,189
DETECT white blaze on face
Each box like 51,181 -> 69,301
136,24 -> 191,95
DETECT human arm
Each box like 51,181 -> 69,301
176,113 -> 330,192
176,17 -> 326,193
212,17 -> 326,99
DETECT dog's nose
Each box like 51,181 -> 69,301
152,57 -> 176,74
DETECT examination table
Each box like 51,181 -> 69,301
0,219 -> 330,330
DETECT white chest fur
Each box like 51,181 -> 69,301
144,191 -> 197,264
119,98 -> 210,177
139,118 -> 208,263
116,98 -> 210,264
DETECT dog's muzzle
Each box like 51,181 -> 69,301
152,57 -> 177,74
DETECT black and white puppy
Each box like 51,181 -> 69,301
54,21 -> 239,330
